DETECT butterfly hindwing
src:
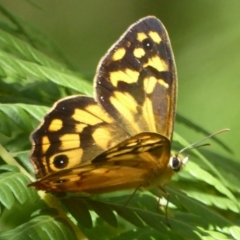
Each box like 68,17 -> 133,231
31,133 -> 173,193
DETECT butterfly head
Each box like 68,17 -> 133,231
168,128 -> 229,173
169,154 -> 189,172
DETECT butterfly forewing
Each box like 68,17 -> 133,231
95,16 -> 177,139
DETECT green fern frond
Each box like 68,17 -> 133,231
0,215 -> 79,240
0,165 -> 37,211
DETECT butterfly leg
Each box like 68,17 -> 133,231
116,184 -> 142,215
123,184 -> 142,208
157,185 -> 171,228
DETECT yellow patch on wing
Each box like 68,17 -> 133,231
41,136 -> 50,153
85,105 -> 113,124
112,48 -> 126,61
72,109 -> 102,125
133,48 -> 145,58
142,97 -> 156,132
48,119 -> 63,132
144,76 -> 158,94
159,79 -> 169,89
137,32 -> 148,42
144,76 -> 169,94
110,68 -> 140,87
75,123 -> 87,133
149,31 -> 162,44
105,152 -> 137,160
50,148 -> 83,171
92,127 -> 112,150
125,141 -> 138,147
59,134 -> 80,150
110,91 -> 141,132
144,56 -> 168,72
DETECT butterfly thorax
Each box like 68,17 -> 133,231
136,141 -> 175,189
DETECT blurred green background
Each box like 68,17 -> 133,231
1,0 -> 239,160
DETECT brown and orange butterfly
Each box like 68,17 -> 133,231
29,16 -> 187,194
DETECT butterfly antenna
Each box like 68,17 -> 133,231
179,128 -> 230,154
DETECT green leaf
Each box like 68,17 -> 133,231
88,199 -> 118,228
135,210 -> 201,240
61,198 -> 93,229
112,206 -> 144,228
0,103 -> 48,136
167,188 -> 232,227
0,166 -> 37,209
0,29 -> 68,72
176,114 -> 231,153
184,162 -> 237,203
229,226 -> 240,240
187,191 -> 239,213
0,215 -> 78,240
0,53 -> 92,95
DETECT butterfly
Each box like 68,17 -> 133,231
29,16 -> 187,194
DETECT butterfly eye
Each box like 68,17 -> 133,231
169,156 -> 181,172
142,38 -> 153,50
53,155 -> 69,169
